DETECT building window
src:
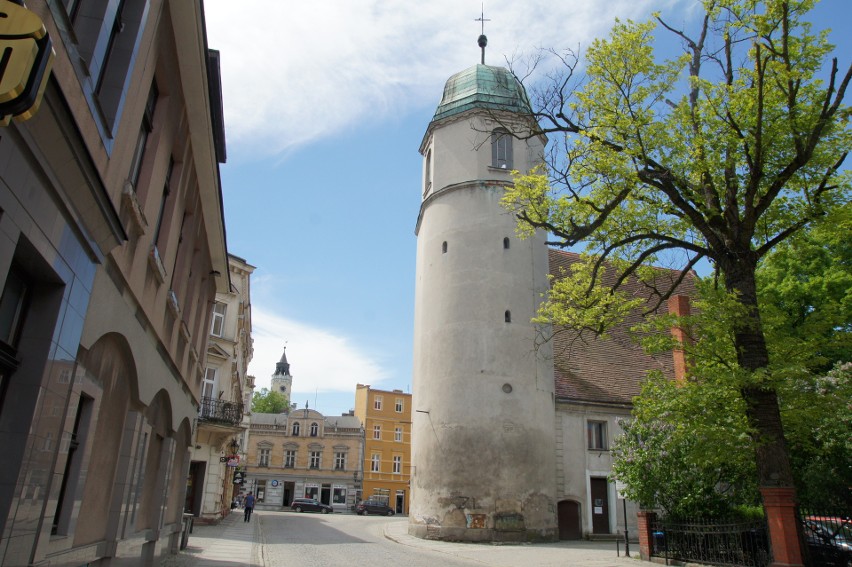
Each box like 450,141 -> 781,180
505,310 -> 512,323
199,368 -> 216,418
128,81 -> 158,189
442,241 -> 447,254
503,237 -> 510,249
373,424 -> 381,440
370,453 -> 380,472
424,148 -> 432,195
310,422 -> 319,437
258,448 -> 270,467
309,451 -> 321,469
210,302 -> 226,337
334,452 -> 346,470
393,456 -> 402,474
374,395 -> 383,410
152,157 -> 175,249
0,264 -> 30,348
292,422 -> 300,436
284,450 -> 296,468
587,420 -> 608,450
52,394 -> 93,535
333,486 -> 347,504
491,128 -> 513,169
395,398 -> 403,413
394,427 -> 402,442
93,0 -> 148,130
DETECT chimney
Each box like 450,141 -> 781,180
668,294 -> 691,383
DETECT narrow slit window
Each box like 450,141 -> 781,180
503,237 -> 510,249
442,241 -> 447,254
505,310 -> 512,323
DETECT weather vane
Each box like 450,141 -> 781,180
475,4 -> 490,65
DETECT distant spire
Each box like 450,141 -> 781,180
475,4 -> 490,65
274,345 -> 290,376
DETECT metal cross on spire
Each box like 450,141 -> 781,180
475,4 -> 490,65
475,4 -> 490,35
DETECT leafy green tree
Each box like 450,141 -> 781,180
504,0 -> 850,507
613,219 -> 851,512
251,388 -> 289,414
781,362 -> 852,507
757,208 -> 851,373
612,375 -> 759,518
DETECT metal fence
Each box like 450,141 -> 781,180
650,516 -> 771,567
798,506 -> 851,567
198,396 -> 243,425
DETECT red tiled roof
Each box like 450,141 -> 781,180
548,249 -> 697,406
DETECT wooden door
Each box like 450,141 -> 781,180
590,477 -> 610,534
558,500 -> 582,539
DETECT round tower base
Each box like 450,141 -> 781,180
408,522 -> 558,543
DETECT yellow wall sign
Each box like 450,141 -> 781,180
0,0 -> 54,125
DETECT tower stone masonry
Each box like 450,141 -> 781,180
410,61 -> 558,542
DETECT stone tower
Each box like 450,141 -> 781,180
409,54 -> 557,541
271,347 -> 293,400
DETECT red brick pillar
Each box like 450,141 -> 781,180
761,487 -> 804,567
637,510 -> 656,561
668,295 -> 691,384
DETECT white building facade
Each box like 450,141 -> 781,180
188,254 -> 255,523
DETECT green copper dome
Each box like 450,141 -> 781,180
432,64 -> 532,122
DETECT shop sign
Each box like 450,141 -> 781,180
0,0 -> 54,125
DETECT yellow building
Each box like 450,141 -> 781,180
354,384 -> 412,514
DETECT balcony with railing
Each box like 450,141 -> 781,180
198,396 -> 244,426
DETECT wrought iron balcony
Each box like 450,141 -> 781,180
198,396 -> 243,426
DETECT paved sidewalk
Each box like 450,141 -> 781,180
159,511 -> 260,567
382,520 -> 642,567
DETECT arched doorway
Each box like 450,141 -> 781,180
558,500 -> 582,540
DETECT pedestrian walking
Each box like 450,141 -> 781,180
244,491 -> 255,522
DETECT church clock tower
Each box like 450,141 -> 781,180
410,34 -> 557,542
271,347 -> 293,400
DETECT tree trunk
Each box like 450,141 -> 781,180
726,262 -> 802,566
725,263 -> 795,488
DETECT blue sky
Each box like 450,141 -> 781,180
202,0 -> 851,417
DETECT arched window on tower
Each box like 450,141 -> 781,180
492,128 -> 512,169
424,148 -> 432,195
310,422 -> 319,437
442,241 -> 448,254
292,422 -> 300,436
505,310 -> 512,323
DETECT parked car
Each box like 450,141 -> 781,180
802,515 -> 851,567
291,498 -> 333,514
355,499 -> 395,516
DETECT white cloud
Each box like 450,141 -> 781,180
247,306 -> 391,402
203,0 -> 680,160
